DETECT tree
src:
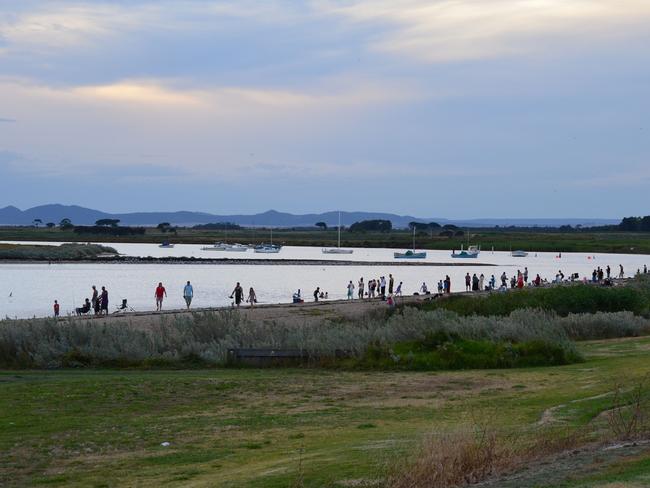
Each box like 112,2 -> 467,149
315,222 -> 328,230
95,219 -> 120,227
46,222 -> 56,229
349,219 -> 392,233
157,222 -> 171,233
32,218 -> 42,227
59,218 -> 74,230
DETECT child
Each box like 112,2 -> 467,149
53,300 -> 60,317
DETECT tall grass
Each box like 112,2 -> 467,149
417,281 -> 650,317
2,308 -> 649,369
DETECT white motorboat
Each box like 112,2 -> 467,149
511,250 -> 529,257
158,241 -> 175,248
254,244 -> 281,254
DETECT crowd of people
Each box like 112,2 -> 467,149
53,262 -> 649,317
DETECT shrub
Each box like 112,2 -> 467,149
416,283 -> 649,317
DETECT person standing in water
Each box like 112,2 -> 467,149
347,280 -> 355,300
183,281 -> 193,310
247,287 -> 257,307
619,264 -> 624,278
230,282 -> 244,307
358,278 -> 364,299
155,282 -> 167,311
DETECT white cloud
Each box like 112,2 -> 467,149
316,0 -> 650,62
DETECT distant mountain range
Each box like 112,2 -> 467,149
0,204 -> 620,228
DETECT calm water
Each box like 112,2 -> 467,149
1,241 -> 648,318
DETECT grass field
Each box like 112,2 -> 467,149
2,226 -> 650,254
2,336 -> 650,487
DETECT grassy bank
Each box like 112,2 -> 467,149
4,306 -> 650,369
2,226 -> 650,254
417,277 -> 650,317
0,243 -> 117,260
2,337 -> 650,487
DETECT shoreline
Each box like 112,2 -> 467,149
0,256 -> 497,266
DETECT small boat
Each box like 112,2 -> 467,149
322,211 -> 354,254
394,227 -> 427,259
201,242 -> 229,251
394,250 -> 427,259
222,243 -> 248,252
511,250 -> 528,257
158,241 -> 174,248
201,242 -> 248,252
451,245 -> 480,258
254,244 -> 281,254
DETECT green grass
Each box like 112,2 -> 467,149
2,226 -> 650,254
416,282 -> 650,317
351,335 -> 581,371
3,337 -> 650,487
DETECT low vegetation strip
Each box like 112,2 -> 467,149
417,278 -> 650,317
3,307 -> 650,369
0,243 -> 117,260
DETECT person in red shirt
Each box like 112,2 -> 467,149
53,300 -> 60,317
154,282 -> 167,311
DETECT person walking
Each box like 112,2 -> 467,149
358,278 -> 365,299
445,275 -> 451,294
465,273 -> 471,291
53,300 -> 60,317
437,280 -> 443,294
606,265 -> 611,279
100,286 -> 109,315
183,281 -> 193,309
247,287 -> 257,307
619,264 -> 624,278
524,267 -> 529,283
380,276 -> 387,300
91,285 -> 99,315
230,282 -> 244,307
155,282 -> 167,311
501,272 -> 507,288
347,280 -> 355,300
395,281 -> 403,296
420,282 -> 428,294
313,287 -> 320,302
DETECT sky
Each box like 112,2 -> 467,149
0,0 -> 649,218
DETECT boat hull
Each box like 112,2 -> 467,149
394,251 -> 427,259
322,248 -> 354,254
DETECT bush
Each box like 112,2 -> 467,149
416,283 -> 649,317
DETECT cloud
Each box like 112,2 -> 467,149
0,117 -> 16,123
316,0 -> 650,62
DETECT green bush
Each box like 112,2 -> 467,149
416,283 -> 649,317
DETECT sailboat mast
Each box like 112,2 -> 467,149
337,211 -> 341,248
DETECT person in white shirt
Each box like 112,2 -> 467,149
183,281 -> 193,309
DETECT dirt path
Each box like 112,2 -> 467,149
61,294 -> 429,329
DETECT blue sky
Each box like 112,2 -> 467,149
0,0 -> 649,217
